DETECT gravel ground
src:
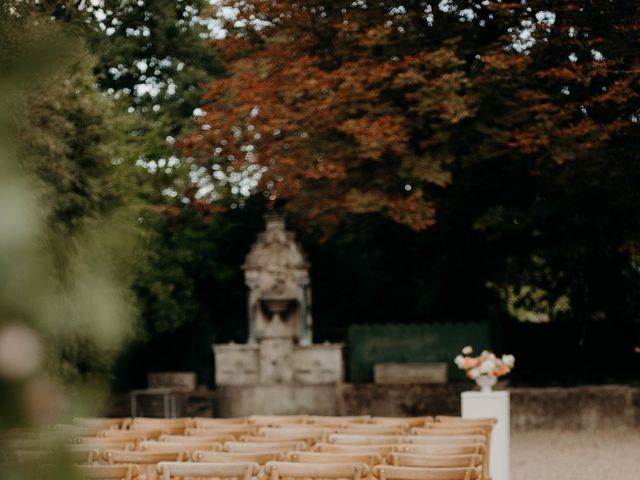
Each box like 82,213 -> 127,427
511,429 -> 640,480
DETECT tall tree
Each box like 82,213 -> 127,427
182,1 -> 640,332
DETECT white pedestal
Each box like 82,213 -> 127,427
461,391 -> 510,480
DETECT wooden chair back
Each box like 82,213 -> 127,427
308,416 -> 371,426
128,425 -> 185,436
193,450 -> 284,463
313,443 -> 396,455
140,440 -> 219,454
287,451 -> 382,466
194,418 -> 248,428
241,435 -> 314,447
130,418 -> 193,429
395,444 -> 485,456
371,417 -> 433,428
417,420 -> 494,480
328,434 -> 404,445
249,415 -> 308,426
259,427 -> 329,440
160,433 -> 228,445
338,425 -> 405,436
410,427 -> 485,436
157,461 -> 259,480
103,450 -> 183,464
187,427 -> 255,438
225,441 -> 306,453
388,452 -> 483,468
404,435 -> 485,445
265,461 -> 369,480
373,465 -> 479,480
104,450 -> 183,480
434,417 -> 496,425
99,430 -> 158,441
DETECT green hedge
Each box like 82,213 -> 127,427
348,323 -> 491,383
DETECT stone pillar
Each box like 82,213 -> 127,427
462,391 -> 510,480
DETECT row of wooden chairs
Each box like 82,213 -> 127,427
78,460 -> 481,480
6,415 -> 494,480
69,415 -> 438,431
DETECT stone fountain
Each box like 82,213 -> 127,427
213,214 -> 343,415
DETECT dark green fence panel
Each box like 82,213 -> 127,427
347,323 -> 492,383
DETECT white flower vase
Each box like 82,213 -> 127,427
475,374 -> 497,393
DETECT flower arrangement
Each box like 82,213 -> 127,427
454,346 -> 515,380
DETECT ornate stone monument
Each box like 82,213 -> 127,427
213,214 -> 343,415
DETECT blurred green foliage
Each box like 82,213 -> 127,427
0,0 -> 138,435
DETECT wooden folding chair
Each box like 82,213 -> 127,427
434,417 -> 496,425
308,416 -> 371,426
74,464 -> 139,479
130,418 -> 193,430
99,430 -> 158,441
287,451 -> 382,466
193,451 -> 284,463
328,434 -> 404,445
395,444 -> 486,456
337,425 -> 405,436
128,425 -> 186,436
161,433 -> 230,445
194,417 -> 249,428
225,441 -> 307,453
313,443 -> 396,455
420,420 -> 494,480
371,417 -> 433,428
373,465 -> 479,480
404,435 -> 485,445
157,461 -> 260,480
187,427 -> 256,438
242,435 -> 314,448
412,427 -> 486,436
139,440 -> 219,455
265,461 -> 369,480
249,415 -> 307,426
103,450 -> 183,480
258,427 -> 330,441
388,452 -> 483,468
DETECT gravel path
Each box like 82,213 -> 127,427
511,429 -> 640,480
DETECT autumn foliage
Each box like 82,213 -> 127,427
181,1 -> 640,235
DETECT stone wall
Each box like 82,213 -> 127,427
509,385 -> 638,431
106,389 -> 216,418
105,384 -> 639,431
339,383 -> 467,417
339,384 -> 639,430
216,384 -> 340,417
